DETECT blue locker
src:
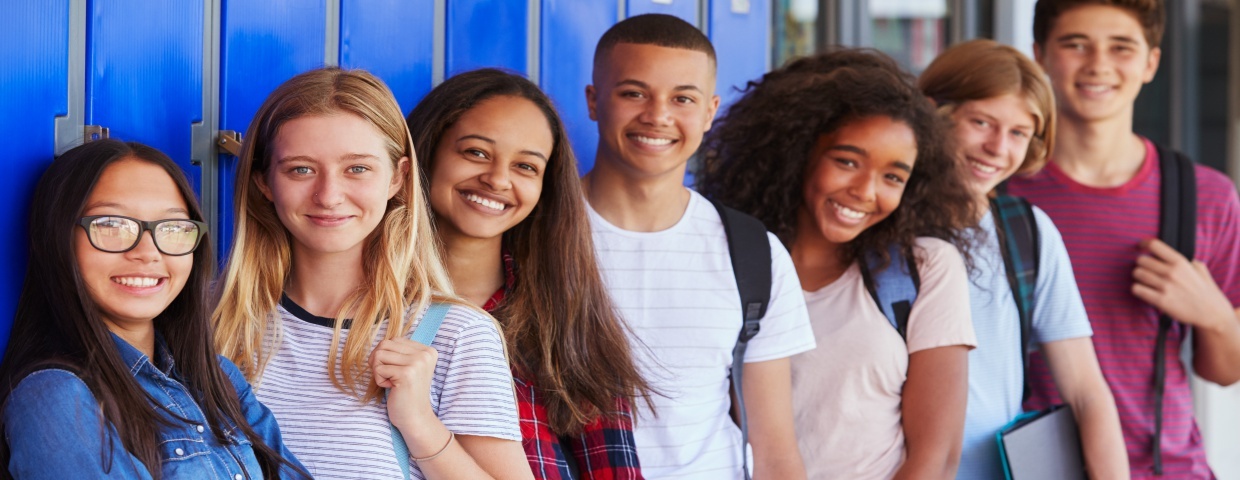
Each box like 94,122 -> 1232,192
540,0 -> 616,174
627,0 -> 698,24
340,0 -> 435,114
0,0 -> 70,355
86,0 -> 203,189
447,0 -> 528,77
217,0 -> 326,262
709,0 -> 768,109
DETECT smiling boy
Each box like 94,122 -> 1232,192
1007,1 -> 1240,477
580,14 -> 815,480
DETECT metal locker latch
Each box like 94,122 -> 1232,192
84,125 -> 110,142
218,130 -> 244,157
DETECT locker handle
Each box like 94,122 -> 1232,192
84,125 -> 110,143
218,130 -> 244,157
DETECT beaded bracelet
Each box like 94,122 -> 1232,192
412,431 -> 455,463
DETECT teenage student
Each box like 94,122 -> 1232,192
698,49 -> 977,479
1008,1 -> 1240,477
0,139 -> 304,479
407,68 -> 650,479
918,38 -> 1129,479
582,13 -> 816,480
211,67 -> 532,480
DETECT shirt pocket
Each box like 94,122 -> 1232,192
159,436 -> 220,478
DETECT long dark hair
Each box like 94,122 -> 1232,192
0,140 -> 295,479
408,68 -> 653,435
698,49 -> 977,269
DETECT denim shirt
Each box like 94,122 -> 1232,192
3,333 -> 305,479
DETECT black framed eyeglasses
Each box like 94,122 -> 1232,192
77,215 -> 207,256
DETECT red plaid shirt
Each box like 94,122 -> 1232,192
485,252 -> 643,480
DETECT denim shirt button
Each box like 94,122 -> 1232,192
234,474 -> 243,480
174,448 -> 184,456
196,425 -> 205,433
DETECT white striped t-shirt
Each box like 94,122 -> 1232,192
587,189 -> 817,479
253,298 -> 520,480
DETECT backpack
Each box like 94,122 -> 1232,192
858,194 -> 1040,401
711,198 -> 771,480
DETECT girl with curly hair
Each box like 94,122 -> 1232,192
919,39 -> 1127,479
407,68 -> 651,479
697,49 -> 978,479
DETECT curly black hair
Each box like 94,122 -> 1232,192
697,48 -> 978,270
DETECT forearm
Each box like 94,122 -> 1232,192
895,346 -> 969,480
1191,308 -> 1240,385
742,358 -> 807,480
1066,392 -> 1128,479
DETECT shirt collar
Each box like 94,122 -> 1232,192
110,331 -> 176,376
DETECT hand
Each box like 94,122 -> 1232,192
1132,238 -> 1235,332
370,338 -> 439,432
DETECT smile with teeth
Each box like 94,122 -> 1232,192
631,135 -> 674,146
1078,83 -> 1113,93
463,192 -> 508,212
113,276 -> 161,288
831,200 -> 867,220
969,159 -> 1000,174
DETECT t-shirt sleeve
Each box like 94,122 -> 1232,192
1030,206 -> 1094,344
743,232 -> 818,363
431,306 -> 522,441
1197,167 -> 1240,306
906,238 -> 977,354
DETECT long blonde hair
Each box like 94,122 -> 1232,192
212,67 -> 456,401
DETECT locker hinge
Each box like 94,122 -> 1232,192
217,130 -> 244,157
84,125 -> 110,142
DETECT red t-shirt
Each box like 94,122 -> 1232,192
1008,138 -> 1240,478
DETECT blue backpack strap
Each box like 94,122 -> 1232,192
1152,144 -> 1196,475
859,243 -> 920,341
709,198 -> 771,480
389,302 -> 452,479
991,195 -> 1040,403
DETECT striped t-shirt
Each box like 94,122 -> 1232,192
253,298 -> 521,480
1008,138 -> 1240,478
587,189 -> 816,479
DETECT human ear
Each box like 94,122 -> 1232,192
585,85 -> 598,121
253,171 -> 274,202
389,156 -> 410,199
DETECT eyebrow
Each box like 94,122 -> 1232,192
615,79 -> 704,94
459,134 -> 549,162
83,202 -> 189,216
828,145 -> 913,172
1054,33 -> 1141,45
275,153 -> 380,164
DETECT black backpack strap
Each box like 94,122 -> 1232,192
858,244 -> 921,342
1152,144 -> 1196,475
710,198 -> 771,480
990,195 -> 1041,403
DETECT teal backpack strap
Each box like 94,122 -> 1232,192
389,302 -> 452,479
991,195 -> 1040,402
859,243 -> 920,341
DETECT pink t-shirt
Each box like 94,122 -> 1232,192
792,237 -> 977,479
1008,138 -> 1240,479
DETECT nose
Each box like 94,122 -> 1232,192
638,99 -> 672,127
982,130 -> 1011,157
314,174 -> 344,207
848,169 -> 878,203
479,161 -> 512,191
125,229 -> 163,262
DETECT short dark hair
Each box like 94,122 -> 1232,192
593,14 -> 717,70
1033,0 -> 1165,48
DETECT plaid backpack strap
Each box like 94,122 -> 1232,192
990,195 -> 1040,402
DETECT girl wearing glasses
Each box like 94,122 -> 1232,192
0,139 -> 305,479
212,67 -> 529,479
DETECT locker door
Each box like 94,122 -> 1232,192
0,0 -> 70,353
447,0 -> 528,77
86,0 -> 204,188
709,0 -> 769,108
540,0 -> 616,174
216,0 -> 326,261
340,0 -> 435,113
627,0 -> 698,24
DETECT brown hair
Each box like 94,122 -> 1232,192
919,39 -> 1057,176
407,69 -> 652,435
698,49 -> 977,269
1033,0 -> 1165,48
213,67 -> 461,402
594,13 -> 716,71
